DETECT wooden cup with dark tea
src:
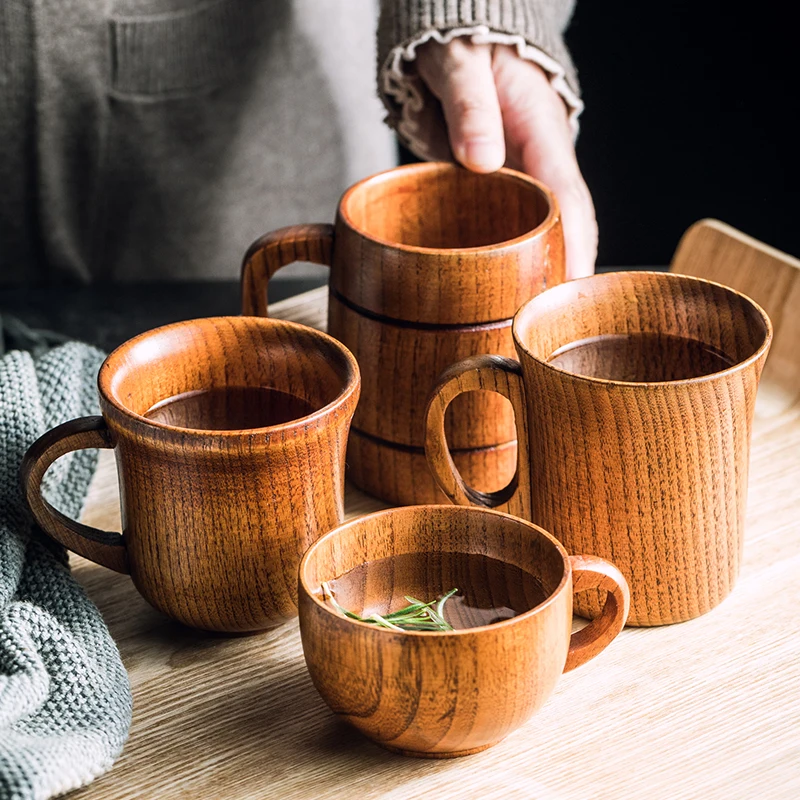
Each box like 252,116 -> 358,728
21,316 -> 360,632
425,271 -> 772,626
298,504 -> 629,757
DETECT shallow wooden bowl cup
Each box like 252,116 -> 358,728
21,316 -> 360,632
242,163 -> 565,504
298,505 -> 629,758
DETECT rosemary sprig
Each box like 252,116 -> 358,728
321,582 -> 458,632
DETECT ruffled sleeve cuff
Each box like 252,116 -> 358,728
377,2 -> 583,161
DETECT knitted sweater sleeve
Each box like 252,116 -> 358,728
377,0 -> 582,161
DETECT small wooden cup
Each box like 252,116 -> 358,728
298,505 -> 629,758
425,272 -> 773,626
21,317 -> 360,632
242,163 -> 565,504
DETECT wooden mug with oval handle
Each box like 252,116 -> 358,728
425,271 -> 772,626
21,316 -> 360,632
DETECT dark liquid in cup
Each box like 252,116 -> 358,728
328,551 -> 549,630
144,386 -> 316,430
547,332 -> 736,382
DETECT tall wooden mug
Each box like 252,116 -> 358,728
241,163 -> 565,504
425,272 -> 772,626
21,317 -> 360,632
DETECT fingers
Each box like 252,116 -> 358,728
492,46 -> 597,279
414,41 -> 598,278
522,138 -> 597,280
542,171 -> 597,280
416,40 -> 505,173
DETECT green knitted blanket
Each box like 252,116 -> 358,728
0,320 -> 132,800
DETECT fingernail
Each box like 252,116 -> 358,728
461,140 -> 504,172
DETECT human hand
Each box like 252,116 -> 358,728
415,40 -> 597,279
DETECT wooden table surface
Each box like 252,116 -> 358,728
72,287 -> 800,800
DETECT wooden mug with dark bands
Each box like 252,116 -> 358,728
21,317 -> 360,632
241,162 -> 565,505
425,272 -> 772,626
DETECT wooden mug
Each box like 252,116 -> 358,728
298,505 -> 629,757
425,272 -> 772,626
21,317 -> 360,632
241,162 -> 565,504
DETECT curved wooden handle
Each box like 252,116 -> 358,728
424,354 -> 531,520
241,223 -> 334,316
564,555 -> 630,672
20,416 -> 129,574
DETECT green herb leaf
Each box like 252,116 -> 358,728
321,583 -> 458,632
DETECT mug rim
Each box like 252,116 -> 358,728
512,270 -> 774,388
298,504 -> 571,637
337,162 -> 560,255
97,315 -> 360,437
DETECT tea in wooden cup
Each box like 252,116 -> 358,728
425,271 -> 772,626
298,505 -> 629,757
241,162 -> 565,504
21,317 -> 360,632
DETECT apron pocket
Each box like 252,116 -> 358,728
109,0 -> 265,100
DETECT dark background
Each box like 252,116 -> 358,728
565,2 -> 797,266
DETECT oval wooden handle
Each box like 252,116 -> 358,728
241,223 -> 335,316
564,555 -> 630,672
20,416 -> 129,574
424,354 -> 531,520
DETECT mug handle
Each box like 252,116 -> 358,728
241,223 -> 334,316
564,555 -> 630,672
424,354 -> 532,520
20,416 -> 129,574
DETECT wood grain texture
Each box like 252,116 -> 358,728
70,285 -> 800,800
24,316 -> 359,632
346,429 -> 518,505
298,505 -> 628,757
425,354 -> 531,518
330,163 -> 564,325
241,163 -> 564,504
426,272 -> 772,626
21,416 -> 128,573
240,164 -> 564,327
671,218 -> 800,416
241,224 -> 334,317
328,294 -> 516,448
563,555 -> 630,671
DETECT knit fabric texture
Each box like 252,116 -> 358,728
0,328 -> 132,800
0,0 -> 396,286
